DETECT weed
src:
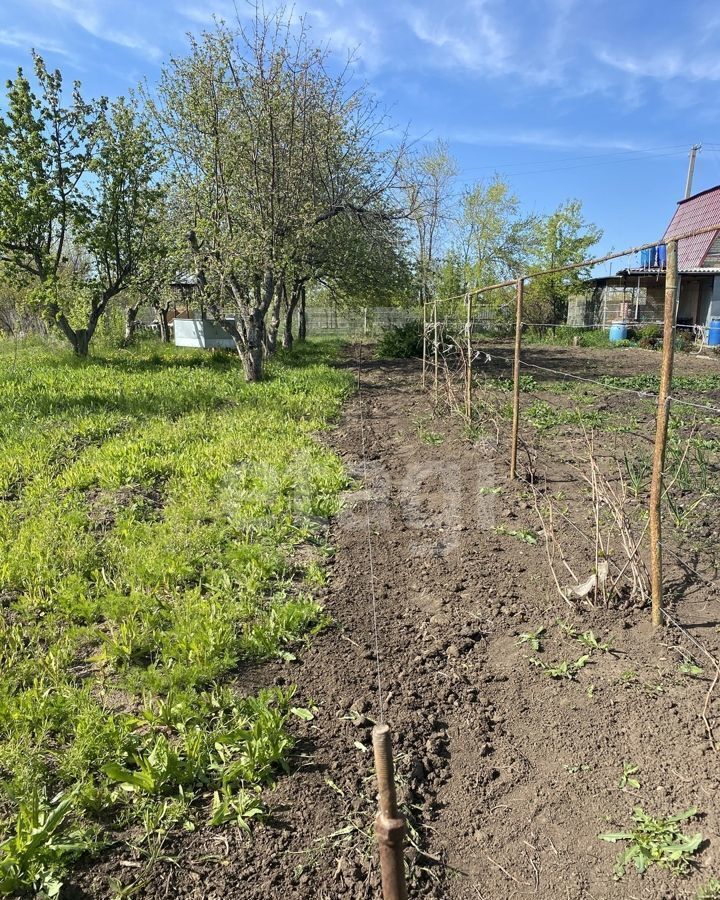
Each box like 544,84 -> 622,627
618,763 -> 641,791
624,451 -> 651,499
529,654 -> 590,680
679,660 -> 704,678
516,626 -> 545,651
0,790 -> 96,897
599,806 -> 702,879
697,877 -> 720,899
494,524 -> 538,544
577,630 -> 613,654
0,340 -> 352,881
208,786 -> 265,831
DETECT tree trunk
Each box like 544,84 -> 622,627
265,281 -> 284,354
72,329 -> 91,356
298,286 -> 307,341
282,280 -> 305,350
123,304 -> 141,346
240,342 -> 264,382
157,306 -> 170,343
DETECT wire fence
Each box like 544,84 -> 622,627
421,227 -> 720,717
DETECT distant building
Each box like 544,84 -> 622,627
568,185 -> 720,329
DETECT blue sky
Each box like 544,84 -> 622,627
1,0 -> 719,269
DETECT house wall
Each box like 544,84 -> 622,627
569,276 -> 714,327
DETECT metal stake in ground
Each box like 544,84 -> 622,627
465,291 -> 473,422
510,278 -> 524,479
372,724 -> 408,900
649,238 -> 679,627
433,298 -> 439,406
422,298 -> 428,389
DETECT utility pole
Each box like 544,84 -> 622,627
684,144 -> 702,199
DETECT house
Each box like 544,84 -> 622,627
567,185 -> 720,330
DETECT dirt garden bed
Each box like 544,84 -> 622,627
72,344 -> 720,900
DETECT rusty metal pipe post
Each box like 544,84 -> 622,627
649,238 -> 679,627
372,724 -> 408,900
509,278 -> 524,479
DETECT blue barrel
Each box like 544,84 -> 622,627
708,319 -> 720,346
609,321 -> 628,342
658,243 -> 667,267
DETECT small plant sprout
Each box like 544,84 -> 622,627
516,626 -> 545,651
494,525 -> 538,545
679,659 -> 704,678
598,807 -> 702,879
697,877 -> 720,899
529,654 -> 590,680
618,763 -> 641,791
576,629 -> 613,653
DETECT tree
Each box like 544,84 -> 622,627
455,176 -> 537,291
525,200 -> 602,324
0,56 -> 164,354
152,7 -> 407,381
404,140 -> 457,306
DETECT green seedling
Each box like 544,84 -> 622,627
494,525 -> 538,545
516,626 -> 545,651
208,786 -> 265,831
618,763 -> 641,791
679,660 -> 704,678
478,486 -> 503,495
599,806 -> 702,879
696,877 -> 720,899
529,654 -> 590,680
564,763 -> 591,774
577,629 -> 613,653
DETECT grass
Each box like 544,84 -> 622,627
0,338 -> 353,893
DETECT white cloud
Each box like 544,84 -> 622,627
0,27 -> 74,59
596,47 -> 720,83
444,126 -> 645,153
40,0 -> 163,60
405,2 -> 510,77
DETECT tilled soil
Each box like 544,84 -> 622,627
75,346 -> 720,900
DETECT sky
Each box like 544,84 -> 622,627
1,0 -> 719,271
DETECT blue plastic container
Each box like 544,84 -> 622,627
708,319 -> 720,346
658,243 -> 667,267
609,321 -> 628,342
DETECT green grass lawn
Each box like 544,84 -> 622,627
0,338 -> 352,895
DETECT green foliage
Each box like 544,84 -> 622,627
525,400 -> 605,433
599,807 -> 702,879
529,654 -> 590,679
0,791 -> 96,897
524,199 -> 603,324
0,56 -> 164,355
618,763 -> 641,791
493,524 -> 538,544
375,320 -> 424,358
516,627 -> 545,651
696,877 -> 720,899
0,339 -> 351,888
679,660 -> 704,678
523,325 -> 613,348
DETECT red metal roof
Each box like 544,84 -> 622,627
663,185 -> 720,268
